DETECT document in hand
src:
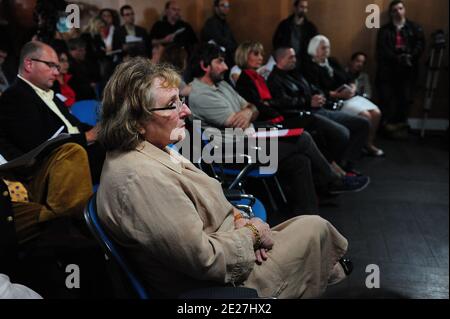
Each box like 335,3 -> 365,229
0,133 -> 71,176
173,28 -> 186,36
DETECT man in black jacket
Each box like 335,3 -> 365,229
376,0 -> 425,137
267,47 -> 370,170
0,41 -> 104,182
149,1 -> 198,56
272,0 -> 318,72
116,5 -> 150,58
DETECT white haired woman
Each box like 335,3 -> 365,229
304,35 -> 384,157
96,57 -> 351,298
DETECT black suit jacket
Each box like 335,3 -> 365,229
0,78 -> 91,160
267,66 -> 323,111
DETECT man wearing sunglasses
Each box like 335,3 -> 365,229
0,41 -> 104,184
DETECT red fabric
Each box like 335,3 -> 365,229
395,30 -> 406,50
59,74 -> 76,107
283,128 -> 304,137
269,116 -> 285,124
244,69 -> 272,100
101,27 -> 109,39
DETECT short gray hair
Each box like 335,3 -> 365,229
99,57 -> 181,152
307,35 -> 330,57
19,41 -> 45,71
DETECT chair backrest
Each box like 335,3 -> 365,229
71,100 -> 100,126
83,193 -> 149,299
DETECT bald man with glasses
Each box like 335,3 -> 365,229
0,41 -> 105,183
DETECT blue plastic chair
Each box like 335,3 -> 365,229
71,100 -> 100,126
83,193 -> 149,299
196,124 -> 288,212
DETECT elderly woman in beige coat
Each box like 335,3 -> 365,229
96,57 -> 350,298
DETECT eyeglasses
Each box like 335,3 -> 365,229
30,58 -> 61,72
150,96 -> 186,113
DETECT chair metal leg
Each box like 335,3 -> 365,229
273,176 -> 288,204
262,179 -> 278,213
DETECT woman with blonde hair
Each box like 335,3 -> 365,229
96,57 -> 352,298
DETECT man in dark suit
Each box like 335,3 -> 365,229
0,41 -> 104,183
0,41 -> 95,245
115,5 -> 150,58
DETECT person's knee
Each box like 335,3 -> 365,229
297,215 -> 330,239
281,153 -> 311,174
359,111 -> 372,120
333,125 -> 350,144
371,108 -> 382,119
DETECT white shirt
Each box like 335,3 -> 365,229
0,274 -> 42,299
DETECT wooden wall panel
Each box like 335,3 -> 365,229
9,0 -> 449,118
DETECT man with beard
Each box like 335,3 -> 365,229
188,43 -> 370,215
273,0 -> 318,71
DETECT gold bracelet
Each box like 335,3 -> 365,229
244,223 -> 261,250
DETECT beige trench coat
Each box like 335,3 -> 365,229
97,141 -> 348,298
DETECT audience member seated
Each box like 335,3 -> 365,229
346,52 -> 373,99
97,58 -> 351,298
272,0 -> 318,71
189,43 -> 370,213
116,5 -> 150,58
201,0 -> 237,68
149,1 -> 198,56
345,52 -> 384,156
0,142 -> 93,245
0,41 -> 105,183
52,49 -> 76,108
267,47 -> 371,166
160,44 -> 191,96
98,8 -> 122,82
67,38 -> 99,101
98,8 -> 121,54
376,0 -> 425,139
0,46 -> 9,96
229,55 -> 276,87
81,17 -> 108,64
304,35 -> 383,157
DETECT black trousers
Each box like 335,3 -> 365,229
377,66 -> 417,125
313,108 -> 369,167
277,131 -> 339,215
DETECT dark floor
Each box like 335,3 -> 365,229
267,132 -> 449,299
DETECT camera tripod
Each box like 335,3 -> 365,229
421,30 -> 447,138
